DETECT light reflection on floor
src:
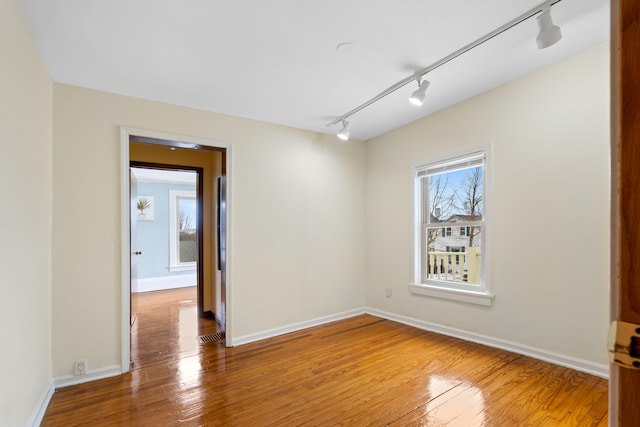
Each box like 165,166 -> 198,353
131,287 -> 220,399
425,375 -> 486,425
177,301 -> 204,400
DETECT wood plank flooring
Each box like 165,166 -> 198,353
42,288 -> 608,426
129,287 -> 221,370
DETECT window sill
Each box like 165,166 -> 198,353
409,283 -> 494,307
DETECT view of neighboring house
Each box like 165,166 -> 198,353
427,214 -> 483,284
429,214 -> 482,253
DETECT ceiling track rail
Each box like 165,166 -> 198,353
327,0 -> 563,128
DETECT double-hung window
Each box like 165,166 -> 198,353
410,150 -> 492,306
169,189 -> 197,272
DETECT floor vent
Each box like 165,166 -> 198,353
198,332 -> 224,344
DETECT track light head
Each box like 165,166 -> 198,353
337,120 -> 350,141
536,4 -> 562,49
409,79 -> 430,107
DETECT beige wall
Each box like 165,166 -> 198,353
0,0 -> 53,424
366,44 -> 610,365
52,84 -> 367,377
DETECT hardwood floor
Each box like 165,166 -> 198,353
42,289 -> 608,426
130,287 -> 221,370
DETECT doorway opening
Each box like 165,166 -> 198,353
130,164 -> 222,368
120,128 -> 230,373
130,166 -> 203,310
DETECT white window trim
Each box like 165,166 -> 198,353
408,283 -> 493,306
169,189 -> 197,273
410,147 -> 493,306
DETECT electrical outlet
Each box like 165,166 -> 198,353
75,359 -> 87,375
385,288 -> 392,297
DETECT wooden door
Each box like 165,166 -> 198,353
218,171 -> 227,337
610,0 -> 640,425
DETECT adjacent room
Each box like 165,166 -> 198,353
3,0 -> 637,425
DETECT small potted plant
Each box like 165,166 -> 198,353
137,198 -> 151,219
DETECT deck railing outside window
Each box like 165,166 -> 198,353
426,247 -> 481,284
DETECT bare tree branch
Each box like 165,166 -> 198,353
455,167 -> 483,247
178,209 -> 193,231
427,175 -> 456,249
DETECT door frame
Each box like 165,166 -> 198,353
120,127 -> 233,373
610,0 -> 640,424
130,162 -> 205,316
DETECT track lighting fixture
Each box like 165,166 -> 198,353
328,0 -> 564,140
337,120 -> 350,141
408,78 -> 430,107
536,1 -> 562,49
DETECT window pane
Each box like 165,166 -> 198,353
178,197 -> 197,263
415,150 -> 487,298
425,226 -> 481,285
427,166 -> 483,223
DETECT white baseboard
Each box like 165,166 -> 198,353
231,308 -> 366,346
365,307 -> 609,379
231,307 -> 608,378
28,381 -> 54,427
53,365 -> 122,389
133,274 -> 196,293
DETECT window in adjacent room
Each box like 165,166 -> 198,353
169,189 -> 197,272
410,150 -> 492,306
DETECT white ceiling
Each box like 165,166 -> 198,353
18,0 -> 609,141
